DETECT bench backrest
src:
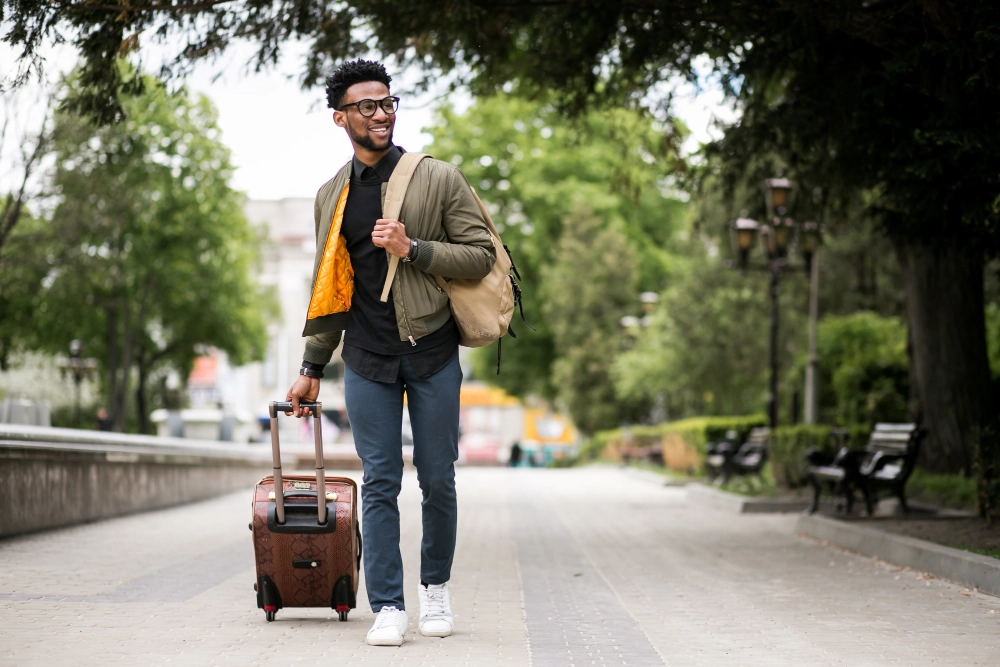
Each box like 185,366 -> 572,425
865,423 -> 923,478
742,427 -> 770,453
867,423 -> 919,454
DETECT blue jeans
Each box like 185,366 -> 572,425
345,353 -> 462,612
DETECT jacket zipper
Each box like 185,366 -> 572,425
394,256 -> 418,346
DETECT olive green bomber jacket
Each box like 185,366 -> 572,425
301,156 -> 496,366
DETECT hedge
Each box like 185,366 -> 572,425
581,414 -> 767,473
658,415 -> 768,473
768,424 -> 871,488
583,417 -> 891,489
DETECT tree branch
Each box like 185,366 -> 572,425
52,0 -> 238,13
0,114 -> 50,257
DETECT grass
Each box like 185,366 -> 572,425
622,462 -> 983,508
955,546 -> 1000,560
907,468 -> 978,510
721,471 -> 779,497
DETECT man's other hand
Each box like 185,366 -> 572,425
286,375 -> 320,417
372,219 -> 410,257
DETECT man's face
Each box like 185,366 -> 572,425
333,81 -> 395,152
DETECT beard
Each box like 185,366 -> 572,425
348,119 -> 394,152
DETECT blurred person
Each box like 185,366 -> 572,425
284,60 -> 495,646
94,408 -> 112,431
509,442 -> 523,467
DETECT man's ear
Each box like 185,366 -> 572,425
333,110 -> 347,128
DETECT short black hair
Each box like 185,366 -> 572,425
325,59 -> 392,110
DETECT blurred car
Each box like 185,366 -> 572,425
458,432 -> 502,466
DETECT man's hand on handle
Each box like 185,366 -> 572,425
286,375 -> 320,417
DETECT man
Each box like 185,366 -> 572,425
284,59 -> 495,646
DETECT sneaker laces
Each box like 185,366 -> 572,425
423,587 -> 448,619
373,606 -> 401,629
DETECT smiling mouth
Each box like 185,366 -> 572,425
369,125 -> 390,135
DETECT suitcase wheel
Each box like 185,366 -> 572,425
338,610 -> 348,622
264,604 -> 277,622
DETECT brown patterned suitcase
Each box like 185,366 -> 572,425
251,401 -> 360,623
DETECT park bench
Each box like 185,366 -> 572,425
806,423 -> 926,516
705,427 -> 769,485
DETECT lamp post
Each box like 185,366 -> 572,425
759,223 -> 791,429
729,177 -> 820,429
57,339 -> 98,427
799,222 -> 822,424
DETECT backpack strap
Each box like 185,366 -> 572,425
380,152 -> 430,303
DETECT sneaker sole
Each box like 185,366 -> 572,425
419,627 -> 453,638
366,636 -> 405,646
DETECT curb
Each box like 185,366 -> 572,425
796,513 -> 1000,596
685,482 -> 820,513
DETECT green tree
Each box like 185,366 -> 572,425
543,209 -> 639,433
611,242 -> 815,422
987,303 -> 1000,380
36,72 -> 268,432
0,212 -> 49,369
812,312 -> 910,427
425,94 -> 686,406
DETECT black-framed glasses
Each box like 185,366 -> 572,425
337,96 -> 399,117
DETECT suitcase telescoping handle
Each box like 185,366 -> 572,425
268,401 -> 326,526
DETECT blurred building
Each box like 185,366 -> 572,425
458,383 -> 525,464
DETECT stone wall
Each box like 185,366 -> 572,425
0,425 -> 272,538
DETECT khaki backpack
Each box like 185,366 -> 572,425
380,153 -> 529,361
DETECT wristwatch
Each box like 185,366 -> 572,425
299,366 -> 323,379
402,238 -> 419,263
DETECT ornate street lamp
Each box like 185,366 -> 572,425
727,177 -> 822,428
764,177 -> 793,216
761,217 -> 795,259
730,217 -> 760,271
799,221 -> 821,273
57,339 -> 98,427
639,292 -> 659,311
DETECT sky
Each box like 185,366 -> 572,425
2,41 -> 736,202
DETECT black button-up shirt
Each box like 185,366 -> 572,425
327,146 -> 458,383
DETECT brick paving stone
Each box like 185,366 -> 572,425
1,466 -> 998,666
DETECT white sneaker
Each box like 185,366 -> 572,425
366,606 -> 408,646
418,582 -> 454,637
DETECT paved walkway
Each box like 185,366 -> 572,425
1,467 -> 997,666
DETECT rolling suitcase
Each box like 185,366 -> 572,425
251,400 -> 361,622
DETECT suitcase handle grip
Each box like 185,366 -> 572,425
270,401 -> 320,417
267,401 -> 325,526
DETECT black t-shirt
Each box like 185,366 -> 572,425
337,146 -> 458,383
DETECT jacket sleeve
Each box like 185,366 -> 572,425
303,331 -> 343,366
411,166 -> 496,279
